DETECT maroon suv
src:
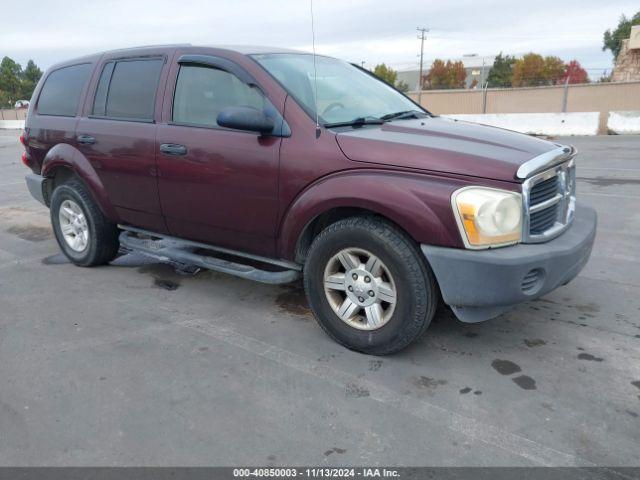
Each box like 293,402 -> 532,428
21,45 -> 596,354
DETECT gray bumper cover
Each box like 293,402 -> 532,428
421,204 -> 597,323
25,173 -> 47,206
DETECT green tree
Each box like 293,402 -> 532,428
372,63 -> 398,87
20,60 -> 43,100
0,56 -> 23,107
395,80 -> 410,93
487,52 -> 517,87
603,11 -> 640,59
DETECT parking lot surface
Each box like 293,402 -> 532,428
0,130 -> 639,467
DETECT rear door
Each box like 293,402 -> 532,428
156,55 -> 282,257
76,53 -> 170,232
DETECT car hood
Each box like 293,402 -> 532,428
335,117 -> 560,183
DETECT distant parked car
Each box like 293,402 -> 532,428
19,45 -> 596,354
14,100 -> 30,109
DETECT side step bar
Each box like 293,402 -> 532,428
118,226 -> 301,285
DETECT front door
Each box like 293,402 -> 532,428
156,60 -> 282,257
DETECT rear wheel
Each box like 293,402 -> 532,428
303,216 -> 437,355
50,179 -> 120,266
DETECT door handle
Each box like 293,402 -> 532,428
160,143 -> 187,156
77,134 -> 95,145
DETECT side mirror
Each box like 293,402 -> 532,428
217,106 -> 275,135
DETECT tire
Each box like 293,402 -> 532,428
50,178 -> 120,267
303,216 -> 437,355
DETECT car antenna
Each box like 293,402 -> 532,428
310,0 -> 321,139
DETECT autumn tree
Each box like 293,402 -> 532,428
561,60 -> 589,84
486,52 -> 517,87
603,11 -> 640,59
448,60 -> 467,89
424,59 -> 466,89
512,53 -> 566,87
543,56 -> 565,85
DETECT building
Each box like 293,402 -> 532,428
611,26 -> 640,82
396,54 -> 496,91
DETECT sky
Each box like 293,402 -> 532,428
1,0 -> 637,75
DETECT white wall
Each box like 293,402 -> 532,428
607,111 -> 640,135
442,113 -> 600,136
0,120 -> 25,129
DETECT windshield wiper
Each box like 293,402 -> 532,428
379,110 -> 428,121
324,117 -> 385,129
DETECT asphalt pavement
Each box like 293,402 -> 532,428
0,130 -> 639,467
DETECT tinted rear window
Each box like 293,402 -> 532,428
37,63 -> 92,116
99,59 -> 163,120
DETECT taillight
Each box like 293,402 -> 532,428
19,131 -> 29,167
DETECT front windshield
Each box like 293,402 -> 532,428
252,53 -> 424,126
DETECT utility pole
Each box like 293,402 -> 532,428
417,27 -> 429,105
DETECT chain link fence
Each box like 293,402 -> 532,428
409,81 -> 640,132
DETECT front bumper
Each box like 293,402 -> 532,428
421,204 -> 597,323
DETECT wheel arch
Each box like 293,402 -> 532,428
41,143 -> 119,221
278,170 -> 464,262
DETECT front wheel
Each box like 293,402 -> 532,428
303,216 -> 437,355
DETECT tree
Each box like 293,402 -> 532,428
20,60 -> 43,100
395,80 -> 410,93
561,60 -> 589,84
512,53 -> 566,87
543,56 -> 565,85
603,11 -> 640,59
424,59 -> 447,89
448,60 -> 467,89
0,57 -> 22,107
372,63 -> 398,87
486,53 -> 517,87
424,59 -> 467,89
512,53 -> 545,87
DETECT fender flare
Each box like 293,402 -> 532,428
41,143 -> 119,221
277,170 -> 464,260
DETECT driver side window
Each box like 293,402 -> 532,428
172,65 -> 264,128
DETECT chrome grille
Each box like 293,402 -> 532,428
529,176 -> 560,204
529,204 -> 560,234
522,159 -> 576,243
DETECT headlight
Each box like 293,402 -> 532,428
452,187 -> 522,249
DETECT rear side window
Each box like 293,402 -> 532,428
172,65 -> 265,127
92,58 -> 163,120
37,63 -> 92,116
